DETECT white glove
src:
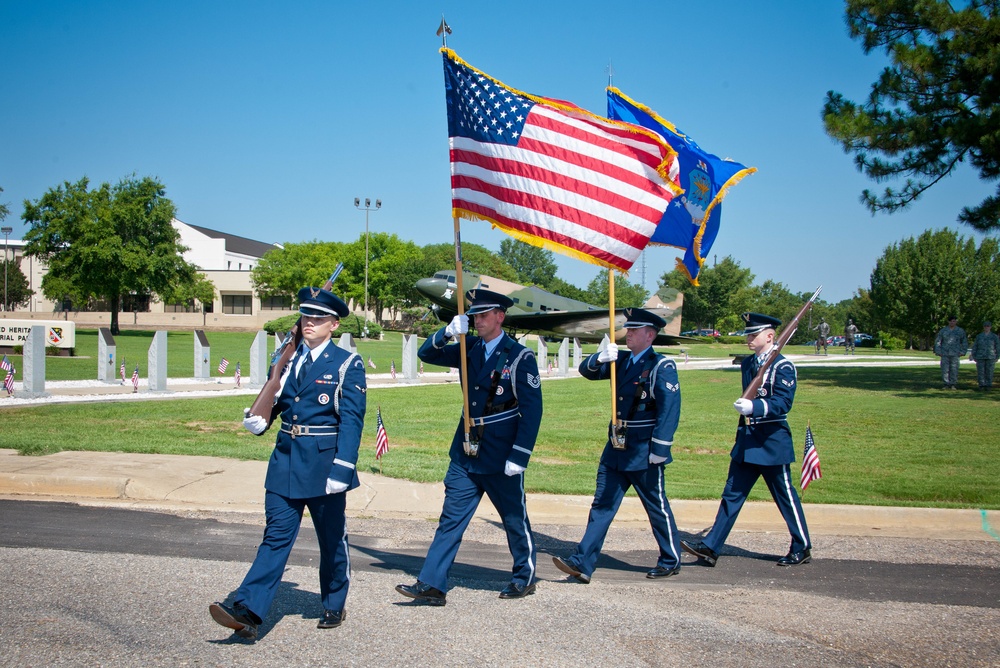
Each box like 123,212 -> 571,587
326,478 -> 350,494
242,408 -> 268,435
598,343 -> 619,364
649,453 -> 667,465
733,398 -> 753,416
504,460 -> 526,476
444,314 -> 469,338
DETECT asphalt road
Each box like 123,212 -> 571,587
2,500 -> 999,667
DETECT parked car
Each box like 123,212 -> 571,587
681,328 -> 720,337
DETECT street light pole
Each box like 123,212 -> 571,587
353,197 -> 381,338
1,226 -> 12,313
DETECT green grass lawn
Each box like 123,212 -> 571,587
1,355 -> 995,509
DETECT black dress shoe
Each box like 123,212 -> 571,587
317,608 -> 346,629
498,581 -> 537,599
646,566 -> 681,579
680,540 -> 718,567
552,555 -> 591,584
209,601 -> 259,640
777,548 -> 812,566
395,581 -> 447,606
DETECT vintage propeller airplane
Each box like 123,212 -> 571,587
415,270 -> 688,345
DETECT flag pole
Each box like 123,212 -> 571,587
452,215 -> 473,453
608,268 -> 618,429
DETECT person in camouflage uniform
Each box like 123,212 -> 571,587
812,318 -> 831,355
969,321 -> 999,390
934,316 -> 969,389
843,319 -> 859,355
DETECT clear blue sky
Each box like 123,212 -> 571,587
1,1 -> 992,304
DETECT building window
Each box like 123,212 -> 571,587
260,295 -> 293,311
165,299 -> 197,313
222,294 -> 253,315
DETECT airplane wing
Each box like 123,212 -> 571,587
416,274 -> 696,346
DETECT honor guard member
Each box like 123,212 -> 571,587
396,288 -> 543,605
682,312 -> 812,568
210,286 -> 366,640
552,308 -> 683,584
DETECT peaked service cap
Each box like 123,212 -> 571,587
465,289 -> 514,316
297,286 -> 349,318
741,312 -> 781,335
623,308 -> 666,331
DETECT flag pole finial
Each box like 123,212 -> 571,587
606,59 -> 614,88
436,16 -> 452,47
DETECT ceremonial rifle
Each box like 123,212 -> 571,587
741,286 -> 823,401
248,263 -> 344,422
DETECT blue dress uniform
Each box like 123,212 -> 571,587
409,291 -> 543,598
219,287 -> 366,636
558,309 -> 682,581
700,313 -> 811,561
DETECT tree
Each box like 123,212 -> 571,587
21,176 -> 203,334
499,238 -> 558,287
731,280 -> 812,343
869,229 -> 999,348
662,256 -> 754,329
0,185 -> 9,223
583,271 -> 648,308
1,259 -> 32,310
823,0 -> 1000,231
251,241 -> 347,301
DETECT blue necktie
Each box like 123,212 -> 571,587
298,346 -> 313,380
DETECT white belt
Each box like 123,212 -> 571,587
469,407 -> 519,427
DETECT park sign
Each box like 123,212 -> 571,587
0,320 -> 76,349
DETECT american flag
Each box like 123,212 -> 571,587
1,355 -> 14,396
131,364 -> 140,393
217,357 -> 229,374
234,362 -> 241,387
368,355 -> 376,369
419,360 -> 424,376
390,360 -> 396,380
801,426 -> 822,490
443,49 -> 679,273
374,405 -> 389,460
119,357 -> 126,382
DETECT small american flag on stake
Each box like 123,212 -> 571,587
131,364 -> 140,393
234,362 -> 241,388
217,357 -> 229,374
390,360 -> 396,380
367,355 -> 376,370
801,424 -> 822,491
375,406 -> 389,460
119,357 -> 126,383
2,355 -> 14,396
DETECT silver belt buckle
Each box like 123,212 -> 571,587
290,424 -> 301,437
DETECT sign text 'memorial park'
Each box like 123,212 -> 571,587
0,320 -> 76,349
